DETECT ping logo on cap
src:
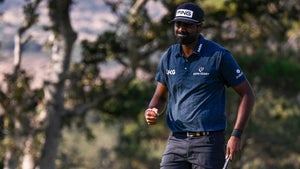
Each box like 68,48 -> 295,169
176,9 -> 193,18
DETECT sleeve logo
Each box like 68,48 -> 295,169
235,69 -> 243,79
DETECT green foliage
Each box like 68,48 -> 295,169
103,79 -> 155,118
236,53 -> 300,96
0,70 -> 43,132
239,89 -> 300,169
58,79 -> 168,169
0,70 -> 44,167
58,121 -> 119,169
112,80 -> 167,169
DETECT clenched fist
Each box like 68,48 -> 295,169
145,108 -> 159,125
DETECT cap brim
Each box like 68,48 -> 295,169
169,17 -> 200,24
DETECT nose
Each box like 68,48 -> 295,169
177,26 -> 185,32
175,23 -> 187,31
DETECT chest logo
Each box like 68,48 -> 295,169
199,67 -> 204,72
193,67 -> 210,76
166,69 -> 176,75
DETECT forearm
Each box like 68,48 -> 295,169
145,84 -> 168,125
148,94 -> 167,114
147,82 -> 168,114
234,92 -> 255,131
227,90 -> 255,160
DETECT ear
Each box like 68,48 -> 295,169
197,23 -> 203,32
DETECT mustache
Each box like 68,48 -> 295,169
176,31 -> 188,36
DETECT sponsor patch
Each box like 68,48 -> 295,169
176,9 -> 193,18
166,69 -> 176,75
235,69 -> 243,79
193,66 -> 210,76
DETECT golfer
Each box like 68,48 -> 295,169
145,2 -> 255,169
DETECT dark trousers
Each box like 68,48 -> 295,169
160,132 -> 225,169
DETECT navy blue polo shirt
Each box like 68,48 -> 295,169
155,35 -> 246,132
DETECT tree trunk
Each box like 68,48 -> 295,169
39,0 -> 77,169
21,136 -> 34,169
3,149 -> 19,169
13,33 -> 21,71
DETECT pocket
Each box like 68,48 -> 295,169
206,135 -> 216,144
196,151 -> 225,169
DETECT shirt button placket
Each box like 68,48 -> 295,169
184,59 -> 188,71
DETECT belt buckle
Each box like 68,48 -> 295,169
187,131 -> 210,138
186,132 -> 194,138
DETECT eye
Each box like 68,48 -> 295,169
175,22 -> 194,29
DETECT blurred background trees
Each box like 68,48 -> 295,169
0,0 -> 299,169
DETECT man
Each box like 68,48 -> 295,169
145,2 -> 255,169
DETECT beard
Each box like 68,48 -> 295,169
175,31 -> 198,45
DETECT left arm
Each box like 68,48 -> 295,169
226,80 -> 255,160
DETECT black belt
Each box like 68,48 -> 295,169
172,130 -> 224,138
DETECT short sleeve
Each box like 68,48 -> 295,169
220,51 -> 246,87
155,52 -> 168,86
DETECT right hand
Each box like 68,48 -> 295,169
226,136 -> 242,161
145,108 -> 158,125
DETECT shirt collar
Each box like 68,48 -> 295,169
175,35 -> 205,57
194,35 -> 204,55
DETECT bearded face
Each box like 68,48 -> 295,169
174,22 -> 201,45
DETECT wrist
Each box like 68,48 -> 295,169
231,129 -> 243,139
